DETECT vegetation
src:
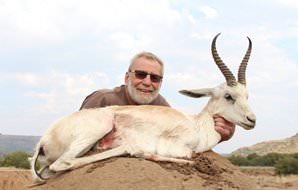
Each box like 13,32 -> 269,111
275,156 -> 298,175
0,151 -> 31,169
227,153 -> 298,175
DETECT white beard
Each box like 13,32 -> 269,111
127,80 -> 159,105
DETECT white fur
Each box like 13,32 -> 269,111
30,82 -> 256,183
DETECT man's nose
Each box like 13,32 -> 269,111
142,75 -> 152,85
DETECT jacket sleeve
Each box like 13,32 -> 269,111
79,91 -> 109,110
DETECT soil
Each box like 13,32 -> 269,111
0,168 -> 32,190
1,151 -> 297,190
241,167 -> 298,190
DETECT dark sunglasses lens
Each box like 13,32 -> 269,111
150,75 -> 161,82
133,70 -> 162,83
134,71 -> 148,79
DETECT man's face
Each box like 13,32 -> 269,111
125,57 -> 163,104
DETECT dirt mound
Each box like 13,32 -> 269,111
28,151 -> 256,190
0,168 -> 32,190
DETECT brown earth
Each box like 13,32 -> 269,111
30,151 -> 254,190
0,168 -> 32,190
1,151 -> 297,190
241,167 -> 298,190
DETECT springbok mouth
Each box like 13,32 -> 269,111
240,122 -> 255,130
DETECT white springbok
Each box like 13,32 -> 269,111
29,33 -> 256,182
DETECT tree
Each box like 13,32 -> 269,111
259,153 -> 283,166
227,155 -> 249,166
275,156 -> 298,175
0,151 -> 31,169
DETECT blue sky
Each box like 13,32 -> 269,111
0,0 -> 297,153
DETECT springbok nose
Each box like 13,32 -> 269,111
246,114 -> 256,124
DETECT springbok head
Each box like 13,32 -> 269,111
180,33 -> 256,130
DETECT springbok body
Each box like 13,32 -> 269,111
30,33 -> 256,182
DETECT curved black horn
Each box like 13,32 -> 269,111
237,37 -> 252,85
211,33 -> 237,86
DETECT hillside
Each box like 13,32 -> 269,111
0,134 -> 39,156
231,133 -> 298,156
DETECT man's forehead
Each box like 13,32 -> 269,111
132,58 -> 162,71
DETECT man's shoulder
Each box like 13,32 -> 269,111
88,85 -> 123,98
79,85 -> 126,110
151,94 -> 170,107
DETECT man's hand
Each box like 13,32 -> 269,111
213,115 -> 235,142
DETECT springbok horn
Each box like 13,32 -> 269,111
237,37 -> 252,86
211,33 -> 237,87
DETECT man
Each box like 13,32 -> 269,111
80,52 -> 235,141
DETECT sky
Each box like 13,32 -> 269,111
0,0 -> 297,154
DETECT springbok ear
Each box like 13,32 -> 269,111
179,88 -> 213,98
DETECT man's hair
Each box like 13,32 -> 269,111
128,51 -> 164,75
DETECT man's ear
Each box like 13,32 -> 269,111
124,72 -> 129,85
179,88 -> 214,98
158,78 -> 163,87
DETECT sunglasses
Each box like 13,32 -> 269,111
129,70 -> 163,83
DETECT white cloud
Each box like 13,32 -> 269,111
2,70 -> 110,113
0,0 -> 183,48
1,0 -> 298,152
0,73 -> 39,86
107,32 -> 154,52
199,6 -> 217,19
191,31 -> 214,40
166,71 -> 220,90
274,0 -> 298,7
0,1 -> 65,46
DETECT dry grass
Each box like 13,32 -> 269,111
0,167 -> 28,171
240,166 -> 298,190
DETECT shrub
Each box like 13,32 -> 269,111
0,151 -> 31,169
227,153 -> 298,175
228,155 -> 250,166
275,157 -> 298,175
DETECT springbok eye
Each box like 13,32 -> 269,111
224,93 -> 234,102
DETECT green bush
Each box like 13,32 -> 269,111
0,151 -> 31,169
292,153 -> 298,159
228,153 -> 285,166
275,157 -> 298,175
227,153 -> 298,175
227,155 -> 250,166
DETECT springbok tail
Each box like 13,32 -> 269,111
29,143 -> 47,182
